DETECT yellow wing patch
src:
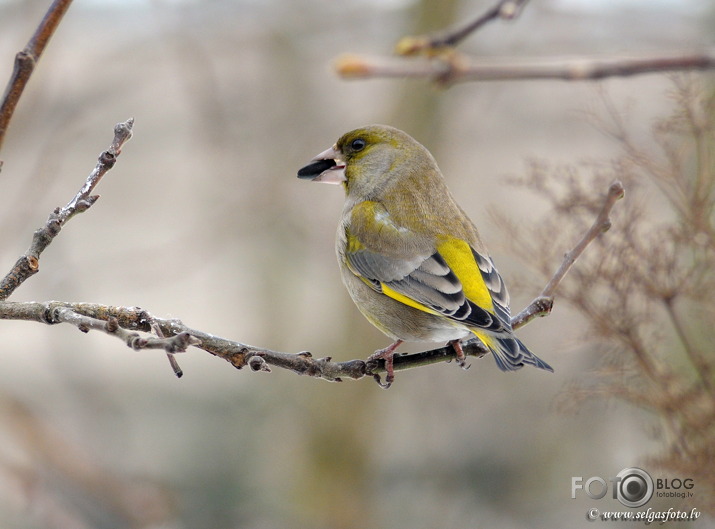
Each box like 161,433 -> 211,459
437,237 -> 494,313
381,284 -> 440,316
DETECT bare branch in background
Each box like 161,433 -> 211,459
336,51 -> 715,86
3,396 -> 176,527
335,0 -> 715,86
395,0 -> 529,55
0,0 -> 74,153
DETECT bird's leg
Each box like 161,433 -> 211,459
367,339 -> 403,389
449,339 -> 471,370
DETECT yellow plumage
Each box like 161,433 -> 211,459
436,237 -> 495,312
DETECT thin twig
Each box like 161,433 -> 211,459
335,51 -> 715,86
510,180 -> 625,329
0,119 -> 133,301
0,0 -> 74,152
145,310 -> 185,377
395,0 -> 529,55
542,181 -> 624,297
510,296 -> 554,331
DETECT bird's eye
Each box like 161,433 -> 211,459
350,138 -> 366,152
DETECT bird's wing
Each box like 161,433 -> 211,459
469,247 -> 512,326
345,201 -> 511,333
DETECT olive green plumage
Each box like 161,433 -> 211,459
298,125 -> 552,376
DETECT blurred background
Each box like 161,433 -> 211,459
0,0 -> 713,527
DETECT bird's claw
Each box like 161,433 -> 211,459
365,358 -> 394,389
372,372 -> 392,389
449,339 -> 471,371
365,339 -> 402,389
455,358 -> 471,371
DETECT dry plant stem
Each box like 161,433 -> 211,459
336,51 -> 715,86
511,180 -> 625,330
0,118 -> 133,301
0,0 -> 74,152
662,297 -> 713,393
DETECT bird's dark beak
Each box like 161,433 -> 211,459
297,145 -> 346,184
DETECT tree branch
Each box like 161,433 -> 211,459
0,0 -> 74,153
336,51 -> 715,86
0,300 -> 246,363
0,118 -> 133,301
0,300 -> 490,383
395,0 -> 529,55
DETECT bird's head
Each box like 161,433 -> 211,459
298,125 -> 433,200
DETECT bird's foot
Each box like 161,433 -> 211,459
449,339 -> 471,371
366,339 -> 403,389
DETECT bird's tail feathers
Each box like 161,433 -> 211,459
477,333 -> 553,373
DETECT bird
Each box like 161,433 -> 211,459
297,125 -> 552,387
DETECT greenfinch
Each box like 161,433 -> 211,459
298,125 -> 552,386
